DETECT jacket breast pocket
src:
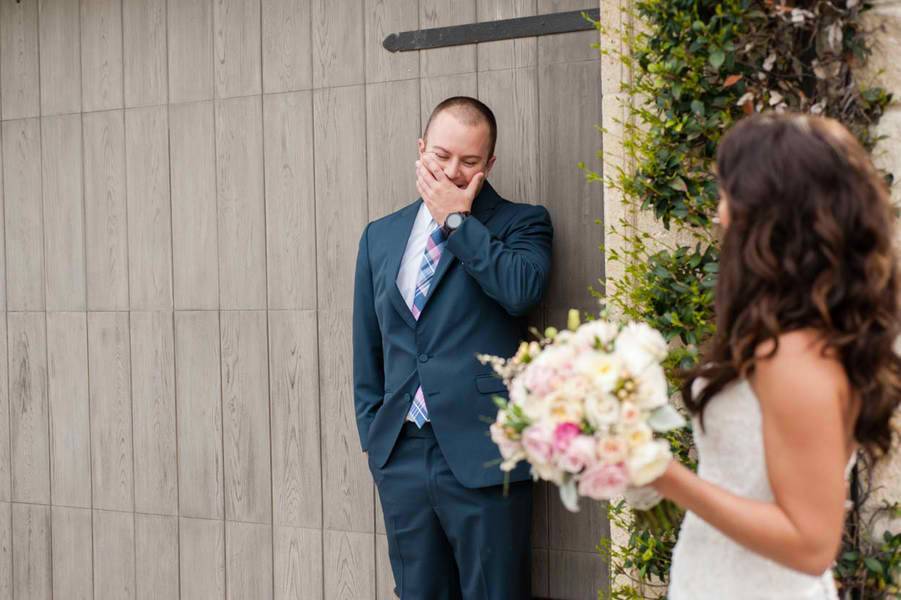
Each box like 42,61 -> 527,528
475,374 -> 507,395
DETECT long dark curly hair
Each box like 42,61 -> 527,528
682,113 -> 901,459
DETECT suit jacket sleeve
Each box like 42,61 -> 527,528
352,224 -> 384,452
445,204 -> 553,317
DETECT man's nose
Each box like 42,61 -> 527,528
444,159 -> 460,180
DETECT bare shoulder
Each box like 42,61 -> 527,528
752,329 -> 851,416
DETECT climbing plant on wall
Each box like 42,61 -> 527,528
586,1 -> 898,598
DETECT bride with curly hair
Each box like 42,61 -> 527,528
646,113 -> 901,599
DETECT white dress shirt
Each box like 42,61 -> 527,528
396,202 -> 439,310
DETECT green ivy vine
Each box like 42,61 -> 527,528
585,1 -> 897,598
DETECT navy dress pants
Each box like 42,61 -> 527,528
369,422 -> 532,600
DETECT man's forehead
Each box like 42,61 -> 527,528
426,112 -> 491,151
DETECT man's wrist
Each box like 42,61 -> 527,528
441,211 -> 471,237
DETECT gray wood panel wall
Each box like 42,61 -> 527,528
0,0 -> 605,598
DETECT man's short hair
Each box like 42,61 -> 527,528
423,96 -> 497,158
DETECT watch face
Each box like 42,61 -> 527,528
447,213 -> 464,228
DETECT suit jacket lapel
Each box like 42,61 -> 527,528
421,181 -> 503,310
386,200 -> 421,329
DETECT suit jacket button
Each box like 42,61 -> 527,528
418,353 -> 429,363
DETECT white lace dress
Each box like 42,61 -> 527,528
668,378 -> 850,599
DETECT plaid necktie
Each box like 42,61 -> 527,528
407,221 -> 446,427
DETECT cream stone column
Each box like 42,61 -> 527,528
864,0 -> 901,538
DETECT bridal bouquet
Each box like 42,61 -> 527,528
479,311 -> 685,512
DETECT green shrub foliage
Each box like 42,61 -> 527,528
587,2 -> 896,598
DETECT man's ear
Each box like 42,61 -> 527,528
485,154 -> 497,175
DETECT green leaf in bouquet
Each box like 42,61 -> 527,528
647,404 -> 687,432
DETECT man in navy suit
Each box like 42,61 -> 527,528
353,96 -> 553,599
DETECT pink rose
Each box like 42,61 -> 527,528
553,422 -> 582,453
578,462 -> 628,500
557,434 -> 598,473
522,365 -> 555,397
522,424 -> 555,465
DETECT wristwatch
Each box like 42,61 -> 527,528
442,211 -> 471,237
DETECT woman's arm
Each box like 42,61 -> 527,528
652,331 -> 853,575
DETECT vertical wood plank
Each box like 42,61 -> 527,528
548,549 -> 608,600
548,494 -> 609,552
538,60 -> 603,313
123,0 -> 168,106
175,311 -> 224,519
420,0 -> 476,77
214,0 -> 262,98
323,530 -> 375,600
313,85 -> 368,311
135,513 -> 179,600
477,0 -> 537,71
8,312 -> 50,504
2,118 -> 45,311
477,67 -> 540,203
12,503 -> 51,600
42,114 -> 87,311
311,0 -> 364,88
364,0 -> 418,83
375,533 -> 396,599
420,73 -> 478,128
0,0 -> 40,120
0,502 -> 10,600
0,315 -> 8,503
274,526 -> 323,600
125,106 -> 174,310
168,0 -> 214,103
268,310 -> 321,528
179,517 -> 226,600
93,509 -> 136,600
537,0 -> 599,64
170,101 -> 219,310
532,548 -> 549,598
81,0 -> 125,112
263,91 -> 317,310
39,0 -> 83,115
532,480 -> 549,548
262,0 -> 312,93
365,79 -> 420,219
216,95 -> 266,310
89,312 -> 134,512
47,312 -> 92,508
221,310 -> 271,523
130,311 -> 177,515
226,521 -> 274,599
51,506 -> 94,600
319,310 -> 372,532
0,135 -> 6,313
83,109 -> 129,311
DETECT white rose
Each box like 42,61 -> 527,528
615,323 -> 668,375
619,401 -> 641,427
597,435 -> 628,464
547,392 -> 584,424
584,394 -> 620,429
626,440 -> 672,486
633,364 -> 669,410
574,320 -> 619,349
622,486 -> 664,510
531,461 -> 564,485
625,422 -> 653,448
574,352 -> 622,394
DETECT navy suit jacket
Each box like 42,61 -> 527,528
352,181 -> 553,489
